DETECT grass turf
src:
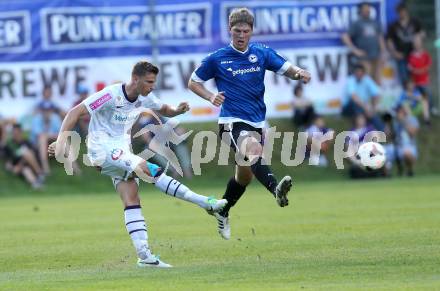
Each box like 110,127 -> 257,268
1,175 -> 439,290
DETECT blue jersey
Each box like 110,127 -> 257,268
193,43 -> 289,127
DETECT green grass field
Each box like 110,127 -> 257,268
1,175 -> 439,290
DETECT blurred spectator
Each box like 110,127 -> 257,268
342,1 -> 386,83
0,116 -> 6,158
31,104 -> 62,175
396,80 -> 430,123
408,34 -> 433,118
305,115 -> 333,167
342,64 -> 384,131
393,104 -> 419,176
386,2 -> 423,85
350,113 -> 376,141
346,113 -> 387,178
382,112 -> 397,176
292,83 -> 315,129
35,85 -> 65,118
72,84 -> 90,137
0,117 -> 16,156
3,124 -> 45,189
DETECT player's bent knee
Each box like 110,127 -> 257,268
245,141 -> 263,157
235,167 -> 253,185
236,175 -> 252,186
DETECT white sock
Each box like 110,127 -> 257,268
124,205 -> 151,260
155,174 -> 210,209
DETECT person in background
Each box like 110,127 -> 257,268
397,79 -> 430,124
3,124 -> 45,189
72,84 -> 91,137
31,103 -> 62,175
342,64 -> 384,131
346,113 -> 386,178
351,113 -> 376,142
35,85 -> 65,119
393,104 -> 419,177
305,115 -> 333,167
342,1 -> 386,83
408,34 -> 433,121
292,83 -> 315,129
0,115 -> 6,159
381,112 -> 397,176
386,2 -> 423,85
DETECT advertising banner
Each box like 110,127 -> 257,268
0,0 -> 399,121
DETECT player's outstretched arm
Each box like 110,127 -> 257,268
188,79 -> 225,107
284,65 -> 311,84
48,103 -> 89,157
157,102 -> 190,117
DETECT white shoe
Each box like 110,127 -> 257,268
214,212 -> 231,240
137,255 -> 172,268
206,197 -> 228,213
275,176 -> 292,207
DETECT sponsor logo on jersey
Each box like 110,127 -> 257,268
231,66 -> 261,77
111,148 -> 123,160
112,112 -> 137,124
114,114 -> 128,123
220,60 -> 233,64
248,54 -> 258,63
89,93 -> 111,110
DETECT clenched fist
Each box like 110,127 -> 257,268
176,102 -> 190,114
209,91 -> 225,107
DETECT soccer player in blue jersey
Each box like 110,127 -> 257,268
188,8 -> 311,240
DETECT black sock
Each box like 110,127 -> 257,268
250,157 -> 278,196
220,178 -> 246,217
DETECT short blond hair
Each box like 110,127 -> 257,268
228,7 -> 254,28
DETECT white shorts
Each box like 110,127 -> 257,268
87,139 -> 144,188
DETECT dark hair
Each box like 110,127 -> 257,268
382,112 -> 393,123
396,1 -> 407,12
132,61 -> 159,76
352,113 -> 366,126
229,7 -> 254,28
293,84 -> 303,96
12,123 -> 22,130
403,79 -> 414,89
312,114 -> 322,121
358,1 -> 370,11
353,63 -> 366,72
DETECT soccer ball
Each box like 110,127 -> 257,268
356,142 -> 386,170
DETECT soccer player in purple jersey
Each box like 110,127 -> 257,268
49,61 -> 227,267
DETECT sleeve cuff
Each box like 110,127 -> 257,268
190,71 -> 206,83
276,61 -> 291,75
81,101 -> 93,114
